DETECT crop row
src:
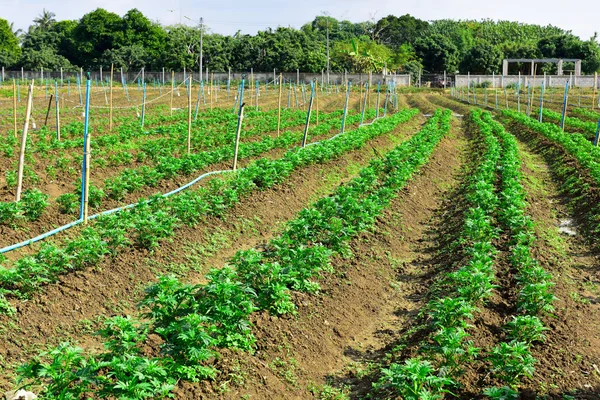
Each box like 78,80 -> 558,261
502,109 -> 600,186
373,109 -> 503,399
477,111 -> 555,398
13,108 -> 450,399
0,107 -> 417,314
541,108 -> 597,140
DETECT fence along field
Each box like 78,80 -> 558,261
2,68 -> 600,399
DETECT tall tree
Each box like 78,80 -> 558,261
0,18 -> 21,67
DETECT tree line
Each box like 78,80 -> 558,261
1,9 -> 599,77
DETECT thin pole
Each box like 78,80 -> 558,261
141,82 -> 146,128
277,73 -> 283,136
188,76 -> 192,154
82,74 -> 92,224
16,80 -> 34,202
360,82 -> 369,126
593,72 -> 598,110
44,94 -> 53,126
233,79 -> 246,171
13,79 -> 17,138
560,81 -> 569,131
315,78 -> 319,125
539,83 -> 545,122
594,119 -> 600,146
340,82 -> 351,134
170,71 -> 174,116
301,85 -> 314,147
108,64 -> 114,131
376,82 -> 381,118
55,81 -> 60,141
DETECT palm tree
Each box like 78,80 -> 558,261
33,9 -> 56,31
9,22 -> 22,37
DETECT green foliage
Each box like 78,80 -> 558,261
20,189 -> 49,221
484,386 -> 519,399
0,18 -> 21,67
375,359 -> 453,400
488,341 -> 535,385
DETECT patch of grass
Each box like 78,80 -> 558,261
308,383 -> 350,400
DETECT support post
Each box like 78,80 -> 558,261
170,71 -> 174,116
13,79 -> 17,138
82,74 -> 92,224
16,80 -> 34,202
109,64 -> 114,131
560,81 -> 569,131
594,119 -> 600,146
187,76 -> 192,154
277,73 -> 283,136
44,94 -> 54,126
301,85 -> 314,147
55,81 -> 60,140
233,79 -> 246,171
340,82 -> 351,134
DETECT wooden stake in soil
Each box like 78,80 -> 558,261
277,73 -> 283,136
109,64 -> 114,131
188,76 -> 192,155
44,94 -> 53,126
12,79 -> 17,138
16,80 -> 34,202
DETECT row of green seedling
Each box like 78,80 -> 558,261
541,108 -> 597,141
12,108 -> 449,400
373,108 -> 501,400
475,112 -> 556,398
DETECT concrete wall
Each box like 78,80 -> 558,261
455,74 -> 599,88
1,70 -> 411,86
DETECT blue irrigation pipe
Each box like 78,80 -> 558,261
560,81 -> 569,131
0,99 -> 396,255
79,73 -> 92,220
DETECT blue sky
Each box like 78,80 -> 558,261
4,0 -> 598,42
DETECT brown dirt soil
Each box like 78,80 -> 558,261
0,110 -> 425,391
171,117 -> 467,399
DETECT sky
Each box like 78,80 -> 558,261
3,0 -> 599,42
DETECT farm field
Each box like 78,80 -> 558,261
1,81 -> 600,400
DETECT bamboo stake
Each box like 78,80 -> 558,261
188,76 -> 192,154
233,103 -> 245,171
170,71 -> 174,116
277,73 -> 283,136
302,93 -> 314,147
13,79 -> 17,138
16,81 -> 34,202
109,64 -> 114,131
